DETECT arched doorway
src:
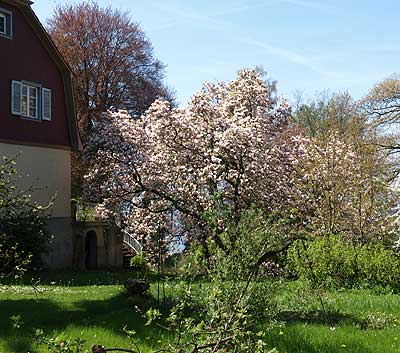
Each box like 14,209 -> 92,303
85,230 -> 98,270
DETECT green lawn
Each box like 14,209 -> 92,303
0,272 -> 173,353
1,272 -> 400,353
266,287 -> 400,353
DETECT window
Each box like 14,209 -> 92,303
0,13 -> 5,35
0,9 -> 12,38
11,81 -> 52,121
21,84 -> 38,119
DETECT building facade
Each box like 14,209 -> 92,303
0,0 -> 128,269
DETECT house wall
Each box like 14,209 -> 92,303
0,142 -> 74,268
45,217 -> 74,268
0,142 -> 71,218
0,1 -> 71,148
73,223 -> 124,270
0,1 -> 82,269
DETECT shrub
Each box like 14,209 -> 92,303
357,243 -> 400,289
129,252 -> 149,272
175,243 -> 208,277
35,330 -> 87,353
127,207 -> 286,353
124,278 -> 150,296
0,157 -> 51,274
287,235 -> 400,290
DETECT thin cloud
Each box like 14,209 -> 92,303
240,37 -> 348,83
274,0 -> 336,13
148,1 -> 268,31
241,37 -> 322,73
147,6 -> 223,31
212,2 -> 270,17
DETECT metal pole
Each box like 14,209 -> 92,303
157,231 -> 160,305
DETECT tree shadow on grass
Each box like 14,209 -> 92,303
1,270 -> 160,287
0,299 -> 57,353
276,309 -> 362,327
0,292 -> 168,353
2,334 -> 36,353
0,294 -> 380,353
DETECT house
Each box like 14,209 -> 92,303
0,0 -> 140,269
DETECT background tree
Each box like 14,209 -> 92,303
48,1 -> 173,133
361,74 -> 400,155
47,2 -> 174,192
292,91 -> 363,136
290,131 -> 395,242
290,91 -> 396,242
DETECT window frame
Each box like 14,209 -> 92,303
11,80 -> 53,122
0,12 -> 6,35
21,83 -> 39,120
0,8 -> 12,39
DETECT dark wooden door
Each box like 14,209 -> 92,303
85,230 -> 98,270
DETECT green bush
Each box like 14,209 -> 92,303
1,213 -> 50,269
357,243 -> 400,289
287,235 -> 400,290
0,157 -> 51,274
129,252 -> 149,272
175,243 -> 208,277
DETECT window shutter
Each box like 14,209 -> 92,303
0,12 -> 12,37
0,14 -> 5,35
11,80 -> 21,115
42,88 -> 52,121
5,13 -> 11,37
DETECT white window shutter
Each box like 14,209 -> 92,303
42,88 -> 52,121
11,80 -> 22,115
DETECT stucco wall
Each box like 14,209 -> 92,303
73,223 -> 124,270
44,217 -> 74,268
0,142 -> 71,218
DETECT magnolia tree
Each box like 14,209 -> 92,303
84,69 -> 302,257
291,130 -> 396,242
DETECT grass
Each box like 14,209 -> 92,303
1,272 -> 400,352
0,271 -> 174,353
266,286 -> 400,353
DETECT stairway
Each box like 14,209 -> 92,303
123,244 -> 136,268
122,231 -> 142,268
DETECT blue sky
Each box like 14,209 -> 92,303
32,0 -> 400,106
